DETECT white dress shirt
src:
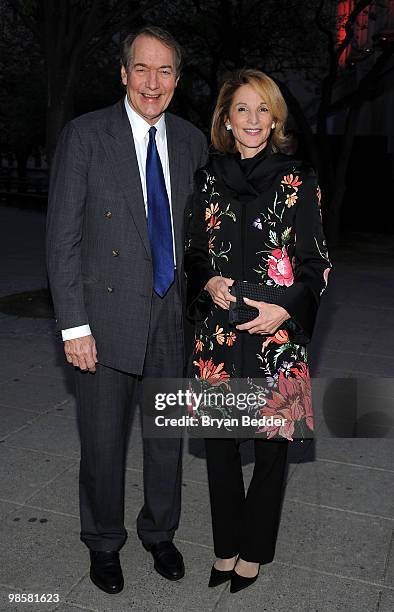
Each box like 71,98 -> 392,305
61,96 -> 176,341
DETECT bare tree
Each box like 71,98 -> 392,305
313,0 -> 393,243
5,0 -> 161,162
150,0 -> 393,245
0,2 -> 45,174
2,0 -> 392,240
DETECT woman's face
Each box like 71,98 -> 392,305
225,84 -> 274,159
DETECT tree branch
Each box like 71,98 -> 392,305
5,0 -> 40,38
328,43 -> 394,114
84,0 -> 163,43
315,0 -> 332,42
336,0 -> 373,63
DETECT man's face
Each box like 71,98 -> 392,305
121,35 -> 179,125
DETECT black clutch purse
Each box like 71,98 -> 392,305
228,280 -> 287,325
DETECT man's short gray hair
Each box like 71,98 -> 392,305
120,26 -> 182,76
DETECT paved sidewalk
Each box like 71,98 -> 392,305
0,207 -> 393,612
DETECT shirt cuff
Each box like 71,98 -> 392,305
61,324 -> 92,341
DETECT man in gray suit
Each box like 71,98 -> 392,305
46,26 -> 207,594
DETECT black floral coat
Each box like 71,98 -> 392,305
184,150 -> 331,441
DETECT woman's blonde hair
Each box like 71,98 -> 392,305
211,69 -> 290,154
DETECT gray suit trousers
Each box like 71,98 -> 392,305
75,281 -> 184,551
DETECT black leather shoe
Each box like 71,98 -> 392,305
144,541 -> 185,580
230,567 -> 260,594
89,550 -> 124,594
208,565 -> 234,587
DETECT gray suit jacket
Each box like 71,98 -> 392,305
46,98 -> 208,374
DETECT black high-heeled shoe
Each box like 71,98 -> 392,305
230,566 -> 260,593
208,563 -> 236,588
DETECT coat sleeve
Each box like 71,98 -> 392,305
46,121 -> 90,331
184,170 -> 216,321
275,172 -> 332,344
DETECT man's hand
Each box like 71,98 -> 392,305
204,276 -> 236,310
236,299 -> 290,335
64,335 -> 98,373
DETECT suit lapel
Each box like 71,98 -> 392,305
100,102 -> 189,266
100,100 -> 151,257
166,113 -> 188,270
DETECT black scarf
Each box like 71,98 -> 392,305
210,145 -> 302,202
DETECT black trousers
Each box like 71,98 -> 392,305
204,438 -> 288,564
74,283 -> 184,551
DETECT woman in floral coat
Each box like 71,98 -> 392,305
184,69 -> 331,593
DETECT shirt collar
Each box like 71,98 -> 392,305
124,96 -> 166,143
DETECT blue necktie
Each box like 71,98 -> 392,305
146,126 -> 175,297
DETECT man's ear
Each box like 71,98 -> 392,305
175,75 -> 180,87
121,65 -> 127,86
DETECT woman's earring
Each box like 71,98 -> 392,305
226,124 -> 232,131
271,122 -> 276,129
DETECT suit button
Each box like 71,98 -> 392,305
104,211 -> 112,218
107,286 -> 114,293
112,249 -> 119,257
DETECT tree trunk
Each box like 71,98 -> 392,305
16,151 -> 29,179
44,22 -> 79,166
275,79 -> 320,169
326,104 -> 361,246
46,91 -> 75,166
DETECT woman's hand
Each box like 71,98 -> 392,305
236,298 -> 290,334
204,276 -> 236,310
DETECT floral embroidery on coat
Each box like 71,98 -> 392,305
185,162 -> 331,441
